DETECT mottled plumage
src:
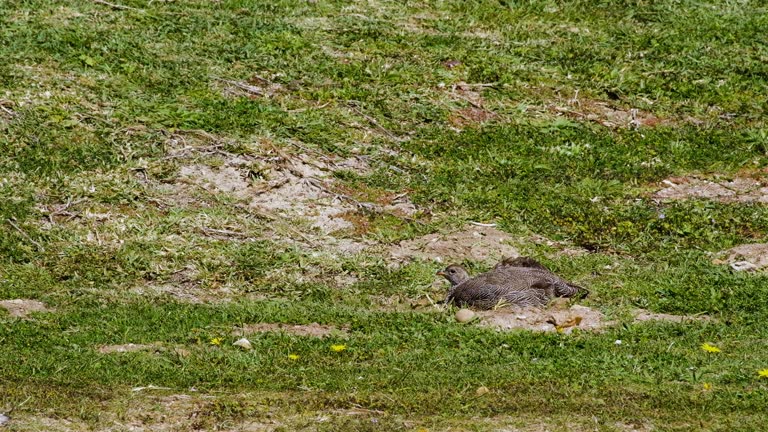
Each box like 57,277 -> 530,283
437,257 -> 588,309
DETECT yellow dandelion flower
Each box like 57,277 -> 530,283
330,344 -> 346,352
288,354 -> 300,360
701,343 -> 721,353
702,382 -> 712,391
209,337 -> 222,346
758,369 -> 768,378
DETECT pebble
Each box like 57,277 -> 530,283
233,338 -> 252,350
455,308 -> 475,323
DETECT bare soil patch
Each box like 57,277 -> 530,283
478,303 -> 709,333
713,243 -> 768,271
550,98 -> 667,129
234,323 -> 349,338
654,175 -> 768,203
449,106 -> 497,128
479,304 -> 609,333
0,299 -> 51,318
390,224 -> 520,264
633,310 -> 711,324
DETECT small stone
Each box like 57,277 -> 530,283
0,413 -> 9,426
731,261 -> 758,272
614,339 -> 622,345
475,386 -> 490,396
455,309 -> 475,323
233,338 -> 252,350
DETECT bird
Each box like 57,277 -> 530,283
436,257 -> 588,309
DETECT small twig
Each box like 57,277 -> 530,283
213,77 -> 265,96
7,218 -> 44,252
462,82 -> 499,88
0,105 -> 15,117
93,0 -> 143,11
199,227 -> 249,238
131,385 -> 171,392
347,101 -> 403,141
286,102 -> 330,113
469,221 -> 497,227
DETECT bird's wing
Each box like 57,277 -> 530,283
501,267 -> 588,299
447,277 -> 512,309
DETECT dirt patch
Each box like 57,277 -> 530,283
654,175 -> 768,203
633,310 -> 711,323
166,138 -> 378,237
98,343 -> 159,354
390,224 -> 520,264
132,263 -> 238,304
713,243 -> 768,271
550,98 -> 667,129
0,299 -> 51,318
449,106 -> 497,128
478,304 -> 710,333
479,304 -> 610,333
178,164 -> 251,196
234,322 -> 349,338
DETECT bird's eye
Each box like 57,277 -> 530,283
449,269 -> 455,273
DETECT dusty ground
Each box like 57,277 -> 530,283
0,299 -> 51,318
654,174 -> 768,203
476,303 -> 708,333
712,243 -> 768,272
390,224 -> 520,265
233,323 -> 349,338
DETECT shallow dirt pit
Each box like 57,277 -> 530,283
713,243 -> 768,271
478,304 -> 710,333
234,322 -> 349,338
0,299 -> 51,318
654,175 -> 768,203
390,224 -> 520,264
479,304 -> 609,333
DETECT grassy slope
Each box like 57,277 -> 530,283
1,0 -> 768,430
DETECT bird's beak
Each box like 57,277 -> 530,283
436,270 -> 445,276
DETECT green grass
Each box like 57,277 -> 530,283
1,0 -> 768,430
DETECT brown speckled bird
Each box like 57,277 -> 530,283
436,257 -> 588,309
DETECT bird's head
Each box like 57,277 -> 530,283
436,264 -> 470,286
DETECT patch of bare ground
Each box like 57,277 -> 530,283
234,322 -> 349,338
549,96 -> 669,129
479,304 -> 610,333
0,299 -> 51,318
448,106 -> 497,128
157,133 -> 416,256
633,310 -> 711,324
5,415 -> 89,432
654,174 -> 768,203
390,224 -> 520,265
712,243 -> 768,272
439,81 -> 500,131
478,303 -> 709,333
